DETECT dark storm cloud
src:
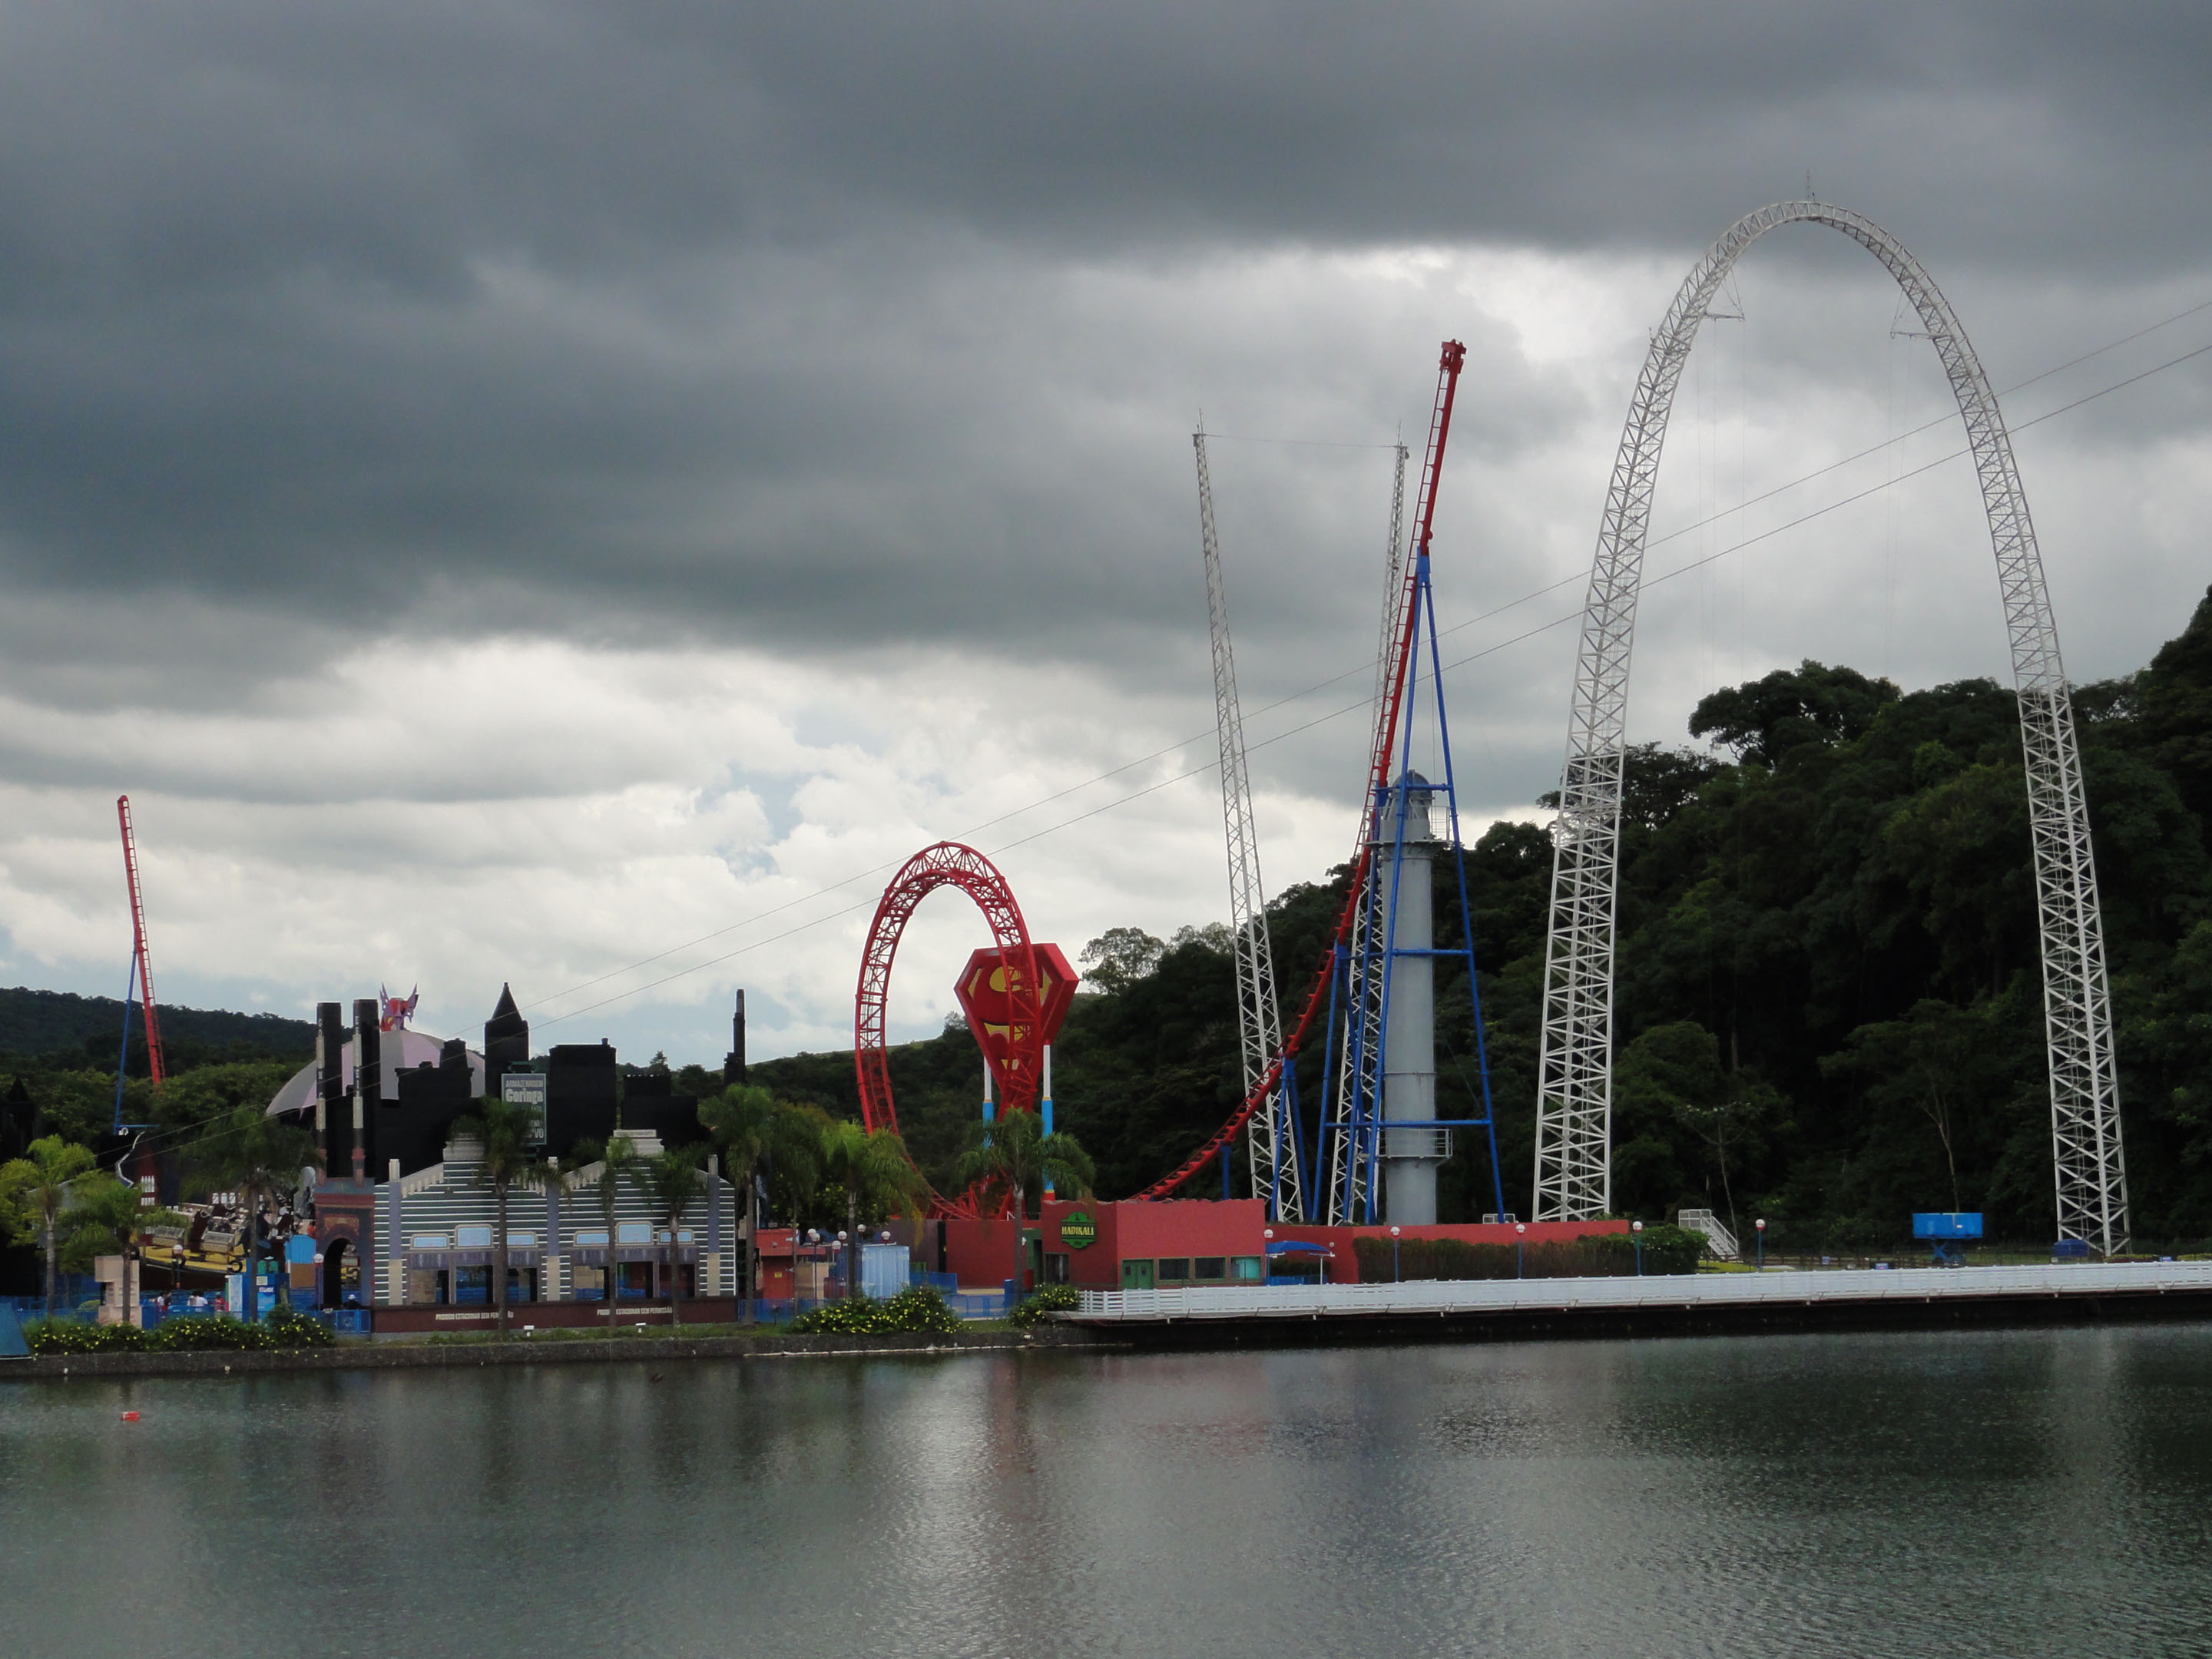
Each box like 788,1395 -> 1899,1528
0,1 -> 2205,671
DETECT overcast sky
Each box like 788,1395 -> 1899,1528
2,3 -> 2207,1068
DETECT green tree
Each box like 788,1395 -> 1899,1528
0,1136 -> 97,1317
954,1108 -> 1095,1293
449,1096 -> 552,1337
1690,659 -> 1900,767
642,1144 -> 710,1326
1615,1022 -> 1779,1242
819,1123 -> 929,1298
1078,928 -> 1166,994
699,1084 -> 822,1323
572,1133 -> 641,1312
1822,1000 -> 1997,1214
184,1105 -> 318,1321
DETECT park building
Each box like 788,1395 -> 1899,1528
267,983 -> 756,1332
373,1126 -> 743,1333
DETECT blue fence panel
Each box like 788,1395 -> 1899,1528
945,1290 -> 1011,1320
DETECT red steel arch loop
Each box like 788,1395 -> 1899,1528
855,843 -> 1043,1216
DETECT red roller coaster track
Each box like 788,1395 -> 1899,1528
1136,340 -> 1466,1200
116,793 -> 166,1088
854,841 -> 1043,1218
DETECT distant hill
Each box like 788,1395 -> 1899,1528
0,985 -> 314,1061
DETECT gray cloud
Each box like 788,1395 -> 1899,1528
2,3 -> 2209,1058
2,5 -> 2206,664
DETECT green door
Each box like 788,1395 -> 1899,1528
1121,1259 -> 1154,1290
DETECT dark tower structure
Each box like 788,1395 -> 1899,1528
352,998 -> 381,1179
317,1002 -> 349,1174
545,1040 -> 621,1161
484,983 -> 530,1094
724,988 -> 747,1087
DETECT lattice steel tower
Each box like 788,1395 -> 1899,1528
1194,430 -> 1303,1220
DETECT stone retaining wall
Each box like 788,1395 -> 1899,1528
1,1323 -> 1107,1382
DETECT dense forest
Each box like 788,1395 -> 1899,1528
0,987 -> 315,1163
761,586 -> 2212,1250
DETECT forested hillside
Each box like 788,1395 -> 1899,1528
0,985 -> 313,1063
761,586 -> 2212,1249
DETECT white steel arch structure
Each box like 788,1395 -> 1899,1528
1532,200 -> 2130,1255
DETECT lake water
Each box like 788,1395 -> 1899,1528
6,1324 -> 2212,1657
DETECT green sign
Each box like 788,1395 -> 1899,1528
1060,1209 -> 1098,1250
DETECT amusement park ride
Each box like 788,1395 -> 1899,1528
852,200 -> 2134,1257
111,793 -> 166,1133
856,342 -> 1512,1227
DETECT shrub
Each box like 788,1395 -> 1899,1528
147,1315 -> 275,1352
1009,1284 -> 1080,1326
1348,1226 -> 1708,1283
1632,1225 -> 1711,1275
789,1286 -> 962,1336
260,1306 -> 333,1347
23,1319 -> 151,1356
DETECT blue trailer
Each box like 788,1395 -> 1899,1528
1912,1212 -> 1983,1265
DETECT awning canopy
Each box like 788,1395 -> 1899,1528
1264,1240 -> 1333,1257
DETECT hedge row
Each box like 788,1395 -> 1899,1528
1008,1284 -> 1081,1326
786,1286 -> 963,1336
1349,1227 -> 1709,1283
23,1306 -> 334,1355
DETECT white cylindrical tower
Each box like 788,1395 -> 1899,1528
1382,772 -> 1440,1224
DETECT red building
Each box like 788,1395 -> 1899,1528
1031,1198 -> 1631,1289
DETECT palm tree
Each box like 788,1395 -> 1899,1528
0,1136 -> 97,1318
58,1171 -> 157,1322
699,1085 -> 822,1323
571,1132 -> 641,1317
642,1144 -> 710,1328
818,1122 -> 929,1300
449,1096 -> 548,1337
955,1109 -> 1094,1296
185,1105 -> 318,1323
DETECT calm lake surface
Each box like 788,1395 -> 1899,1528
6,1325 -> 2212,1657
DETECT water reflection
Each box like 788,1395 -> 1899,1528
5,1324 -> 2210,1657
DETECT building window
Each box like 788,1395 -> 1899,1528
575,1230 -> 610,1247
1157,1258 -> 1190,1283
455,1266 -> 492,1304
456,1225 -> 493,1248
407,1268 -> 445,1305
409,1234 -> 450,1250
616,1222 -> 651,1246
505,1267 -> 536,1303
1194,1257 -> 1227,1281
573,1263 -> 606,1301
1231,1257 -> 1263,1281
618,1262 -> 653,1300
507,1232 -> 538,1250
1044,1253 -> 1071,1285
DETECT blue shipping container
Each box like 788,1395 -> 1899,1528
1912,1213 -> 1984,1239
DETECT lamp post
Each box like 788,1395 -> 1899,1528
1515,1221 -> 1527,1279
1389,1225 -> 1401,1284
1755,1217 -> 1767,1272
1631,1220 -> 1644,1277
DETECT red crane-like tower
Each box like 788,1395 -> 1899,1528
116,794 -> 166,1089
